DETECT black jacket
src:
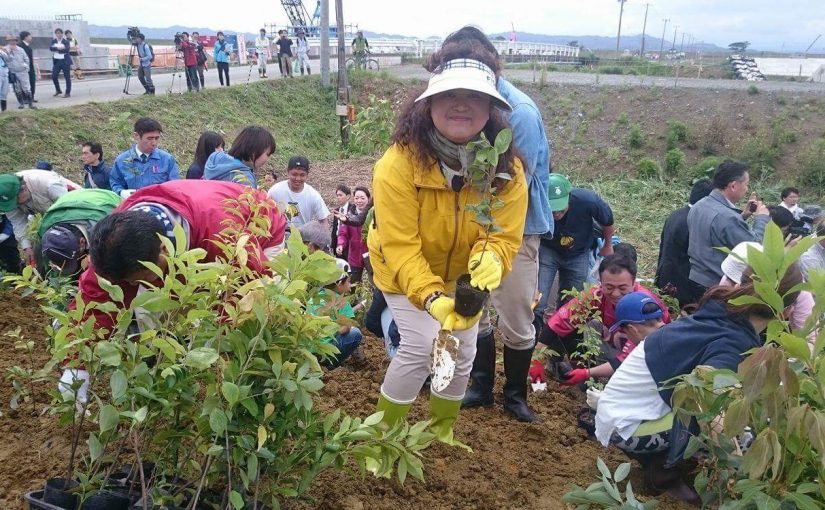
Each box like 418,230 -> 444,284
21,42 -> 34,75
655,205 -> 693,303
644,299 -> 761,405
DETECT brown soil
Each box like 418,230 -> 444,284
0,290 -> 692,510
0,291 -> 75,509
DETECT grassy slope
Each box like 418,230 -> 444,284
0,78 -> 339,182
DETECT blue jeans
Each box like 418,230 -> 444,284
323,327 -> 363,369
535,245 -> 590,323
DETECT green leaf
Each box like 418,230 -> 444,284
222,382 -> 240,405
742,432 -> 772,480
88,434 -> 103,462
133,406 -> 148,423
363,412 -> 383,427
209,408 -> 228,435
614,462 -> 631,483
596,457 -> 612,480
110,370 -> 127,400
248,453 -> 259,482
184,347 -> 219,370
95,341 -> 121,367
96,275 -> 124,303
775,332 -> 811,363
206,444 -> 224,456
494,128 -> 513,155
229,490 -> 244,510
99,404 -> 119,433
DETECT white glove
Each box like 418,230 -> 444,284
119,189 -> 136,199
59,368 -> 90,406
586,388 -> 602,410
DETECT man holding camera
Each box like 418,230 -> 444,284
192,32 -> 207,88
134,33 -> 154,95
177,32 -> 199,92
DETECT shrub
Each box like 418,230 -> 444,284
606,147 -> 622,163
346,94 -> 395,157
599,66 -> 624,75
3,197 -> 433,509
665,120 -> 690,150
627,124 -> 644,149
563,458 -> 656,509
777,96 -> 787,106
747,84 -> 759,95
664,148 -> 686,176
689,156 -> 723,180
737,128 -> 780,179
701,117 -> 727,155
636,157 -> 661,179
670,224 -> 825,508
616,112 -> 629,127
798,138 -> 825,191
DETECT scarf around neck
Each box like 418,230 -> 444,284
428,129 -> 478,192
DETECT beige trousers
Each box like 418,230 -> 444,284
380,293 -> 479,403
478,234 -> 540,350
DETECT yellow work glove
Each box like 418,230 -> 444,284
427,295 -> 482,332
468,252 -> 502,291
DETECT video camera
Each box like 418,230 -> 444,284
127,26 -> 141,44
174,32 -> 183,46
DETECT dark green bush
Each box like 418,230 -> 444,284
636,157 -> 661,179
664,148 -> 686,176
627,124 -> 644,149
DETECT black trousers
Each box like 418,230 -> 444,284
28,69 -> 36,99
196,64 -> 205,87
217,62 -> 230,86
52,59 -> 71,94
185,65 -> 199,91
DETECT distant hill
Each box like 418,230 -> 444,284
488,32 -> 727,53
89,24 -> 416,43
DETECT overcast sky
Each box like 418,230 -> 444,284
6,0 -> 825,51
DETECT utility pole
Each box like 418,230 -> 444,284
659,18 -> 669,60
640,3 -> 649,57
320,0 -> 329,86
671,24 -> 679,52
335,0 -> 349,144
616,0 -> 627,55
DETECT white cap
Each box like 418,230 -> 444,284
720,242 -> 763,284
334,258 -> 351,281
415,58 -> 511,111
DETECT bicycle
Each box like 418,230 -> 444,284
346,51 -> 379,71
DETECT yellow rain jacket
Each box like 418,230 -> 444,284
368,144 -> 528,309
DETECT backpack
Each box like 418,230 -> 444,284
148,44 -> 155,62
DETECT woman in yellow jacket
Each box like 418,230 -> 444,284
368,42 -> 528,442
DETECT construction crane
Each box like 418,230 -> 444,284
280,0 -> 321,35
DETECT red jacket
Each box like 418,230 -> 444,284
77,180 -> 286,331
180,40 -> 197,66
337,219 -> 367,269
547,282 -> 671,340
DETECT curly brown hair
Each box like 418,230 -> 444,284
392,39 -> 518,186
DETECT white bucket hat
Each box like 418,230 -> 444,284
720,241 -> 762,285
415,58 -> 511,111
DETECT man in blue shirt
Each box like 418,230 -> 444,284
432,27 -> 554,423
81,141 -> 111,190
110,118 -> 180,197
134,33 -> 155,95
536,174 -> 615,322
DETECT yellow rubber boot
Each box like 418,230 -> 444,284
429,394 -> 472,452
376,393 -> 412,427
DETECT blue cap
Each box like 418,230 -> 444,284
35,160 -> 53,170
608,292 -> 664,334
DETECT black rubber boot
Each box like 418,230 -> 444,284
503,345 -> 538,422
460,331 -> 495,408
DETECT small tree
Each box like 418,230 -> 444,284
728,41 -> 750,53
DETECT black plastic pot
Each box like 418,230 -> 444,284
454,273 -> 488,317
24,490 -> 67,510
79,490 -> 132,510
43,478 -> 79,510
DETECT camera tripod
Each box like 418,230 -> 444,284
122,42 -> 137,95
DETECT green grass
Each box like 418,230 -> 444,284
0,78 -> 339,181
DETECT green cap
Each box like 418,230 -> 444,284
0,174 -> 21,212
547,174 -> 572,211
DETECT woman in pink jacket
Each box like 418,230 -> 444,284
336,186 -> 371,284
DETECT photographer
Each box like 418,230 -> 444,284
177,32 -> 199,92
133,33 -> 155,95
192,31 -> 207,88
